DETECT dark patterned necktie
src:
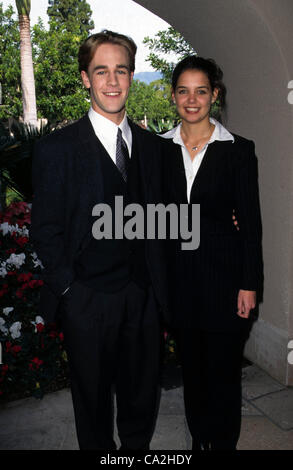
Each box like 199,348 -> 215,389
116,128 -> 130,182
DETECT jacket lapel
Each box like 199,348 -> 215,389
190,140 -> 233,201
76,114 -> 105,202
166,140 -> 188,204
128,119 -> 153,196
73,115 -> 106,255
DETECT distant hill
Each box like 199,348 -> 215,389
133,71 -> 162,84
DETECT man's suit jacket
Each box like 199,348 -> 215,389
31,115 -> 167,323
162,134 -> 263,331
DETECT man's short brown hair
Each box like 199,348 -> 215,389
78,30 -> 137,73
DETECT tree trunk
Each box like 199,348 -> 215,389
18,13 -> 37,126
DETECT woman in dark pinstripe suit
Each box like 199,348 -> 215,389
161,56 -> 263,450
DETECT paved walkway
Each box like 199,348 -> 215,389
0,364 -> 292,450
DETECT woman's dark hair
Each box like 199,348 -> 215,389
172,56 -> 227,111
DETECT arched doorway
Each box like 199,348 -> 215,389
135,0 -> 293,385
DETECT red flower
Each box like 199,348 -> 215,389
16,289 -> 24,298
6,248 -> 17,255
5,342 -> 12,352
28,280 -> 38,288
1,202 -> 31,227
59,332 -> 64,342
12,345 -> 21,355
15,236 -> 29,248
28,279 -> 44,289
29,357 -> 43,370
17,273 -> 33,283
1,365 -> 9,375
49,330 -> 58,339
7,202 -> 30,217
36,323 -> 45,333
0,284 -> 8,297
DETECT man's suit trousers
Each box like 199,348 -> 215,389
59,280 -> 160,450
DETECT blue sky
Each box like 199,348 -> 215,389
2,0 -> 174,72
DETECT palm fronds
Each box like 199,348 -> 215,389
0,119 -> 53,202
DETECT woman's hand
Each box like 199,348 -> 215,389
237,290 -> 256,318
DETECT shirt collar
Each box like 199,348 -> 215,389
88,107 -> 132,152
209,117 -> 235,143
161,117 -> 234,146
119,113 -> 132,152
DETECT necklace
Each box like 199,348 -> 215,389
189,136 -> 209,152
183,125 -> 215,153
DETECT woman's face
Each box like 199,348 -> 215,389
172,69 -> 218,125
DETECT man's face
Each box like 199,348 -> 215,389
81,43 -> 133,124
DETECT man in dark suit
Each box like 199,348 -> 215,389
31,30 -> 167,451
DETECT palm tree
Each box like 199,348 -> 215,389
15,0 -> 37,127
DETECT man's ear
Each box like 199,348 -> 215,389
81,70 -> 90,89
130,71 -> 134,84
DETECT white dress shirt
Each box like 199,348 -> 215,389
88,107 -> 132,161
161,118 -> 234,202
